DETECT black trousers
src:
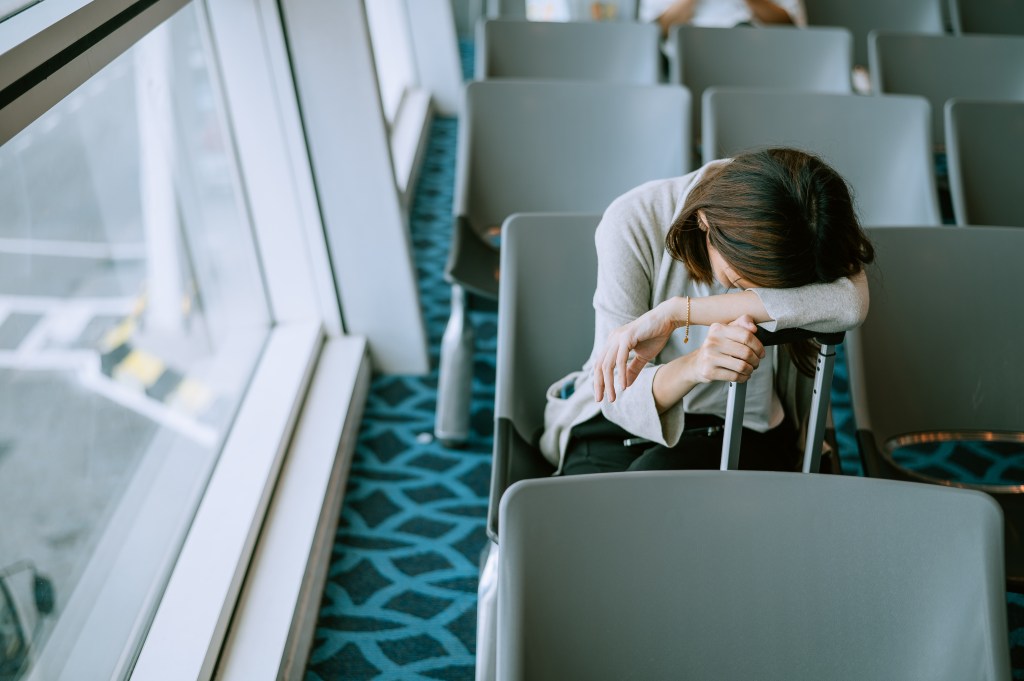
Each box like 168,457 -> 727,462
561,412 -> 800,476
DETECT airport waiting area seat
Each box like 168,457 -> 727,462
475,19 -> 660,82
803,0 -> 944,69
848,226 -> 1024,588
435,80 -> 691,445
486,212 -> 600,539
702,88 -> 942,225
948,0 -> 1024,36
868,32 -> 1024,147
667,25 -> 853,138
945,99 -> 1024,227
496,470 -> 1010,681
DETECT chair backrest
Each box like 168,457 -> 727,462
668,25 -> 853,136
703,88 -> 941,225
486,213 -> 600,540
498,470 -> 1010,681
869,32 -> 1024,146
454,80 -> 691,230
948,0 -> 1024,36
475,18 -> 660,83
495,213 -> 600,438
804,0 -> 944,68
487,0 -> 526,18
945,99 -> 1024,227
848,226 -> 1024,453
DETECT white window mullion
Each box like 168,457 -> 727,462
200,0 -> 341,334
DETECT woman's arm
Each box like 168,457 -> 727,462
651,316 -> 764,413
743,0 -> 795,24
593,290 -> 769,402
594,270 -> 869,402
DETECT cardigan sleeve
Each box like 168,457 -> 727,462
749,269 -> 870,333
586,191 -> 689,447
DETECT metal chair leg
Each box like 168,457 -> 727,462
435,285 -> 475,446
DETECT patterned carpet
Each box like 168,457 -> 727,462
305,39 -> 1024,681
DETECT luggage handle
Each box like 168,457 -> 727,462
721,328 -> 845,472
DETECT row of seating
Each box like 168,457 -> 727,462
488,0 -> 1024,50
478,20 -> 1024,135
435,79 -> 1024,445
457,7 -> 1023,680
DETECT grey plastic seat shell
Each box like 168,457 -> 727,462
449,79 -> 691,299
868,32 -> 1024,147
488,213 -> 600,539
497,470 -> 1010,681
948,0 -> 1024,36
475,19 -> 660,83
667,25 -> 853,137
847,226 -> 1024,586
803,0 -> 944,68
703,88 -> 941,225
945,99 -> 1024,227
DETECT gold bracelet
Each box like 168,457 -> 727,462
683,295 -> 691,344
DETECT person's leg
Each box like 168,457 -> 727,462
561,414 -> 642,475
627,415 -> 800,472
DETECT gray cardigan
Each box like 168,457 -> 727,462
539,160 -> 869,471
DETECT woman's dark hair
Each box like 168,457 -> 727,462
666,147 -> 875,375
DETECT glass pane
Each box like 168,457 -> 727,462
0,3 -> 269,679
365,0 -> 417,124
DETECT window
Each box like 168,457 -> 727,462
0,3 -> 270,677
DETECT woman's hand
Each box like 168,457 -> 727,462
594,300 -> 682,403
690,315 -> 766,385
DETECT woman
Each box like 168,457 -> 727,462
539,148 -> 874,475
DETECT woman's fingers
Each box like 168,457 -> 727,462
602,343 -> 618,403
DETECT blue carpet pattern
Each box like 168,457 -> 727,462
305,41 -> 493,681
305,37 -> 1024,681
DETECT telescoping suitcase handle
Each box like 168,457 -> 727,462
720,328 -> 845,473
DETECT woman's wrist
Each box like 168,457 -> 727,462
653,352 -> 700,414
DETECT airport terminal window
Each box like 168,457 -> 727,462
0,3 -> 269,678
365,0 -> 417,126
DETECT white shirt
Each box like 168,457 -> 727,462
638,0 -> 805,26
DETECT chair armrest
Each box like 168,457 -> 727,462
446,215 -> 501,299
756,327 -> 845,347
489,417 -> 556,542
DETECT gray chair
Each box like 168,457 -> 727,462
475,18 -> 660,82
804,0 -> 944,69
703,88 -> 942,225
949,0 -> 1024,36
436,80 -> 691,445
488,213 -> 600,538
667,25 -> 853,138
945,99 -> 1024,227
869,32 -> 1024,147
497,470 -> 1010,681
848,226 -> 1024,588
